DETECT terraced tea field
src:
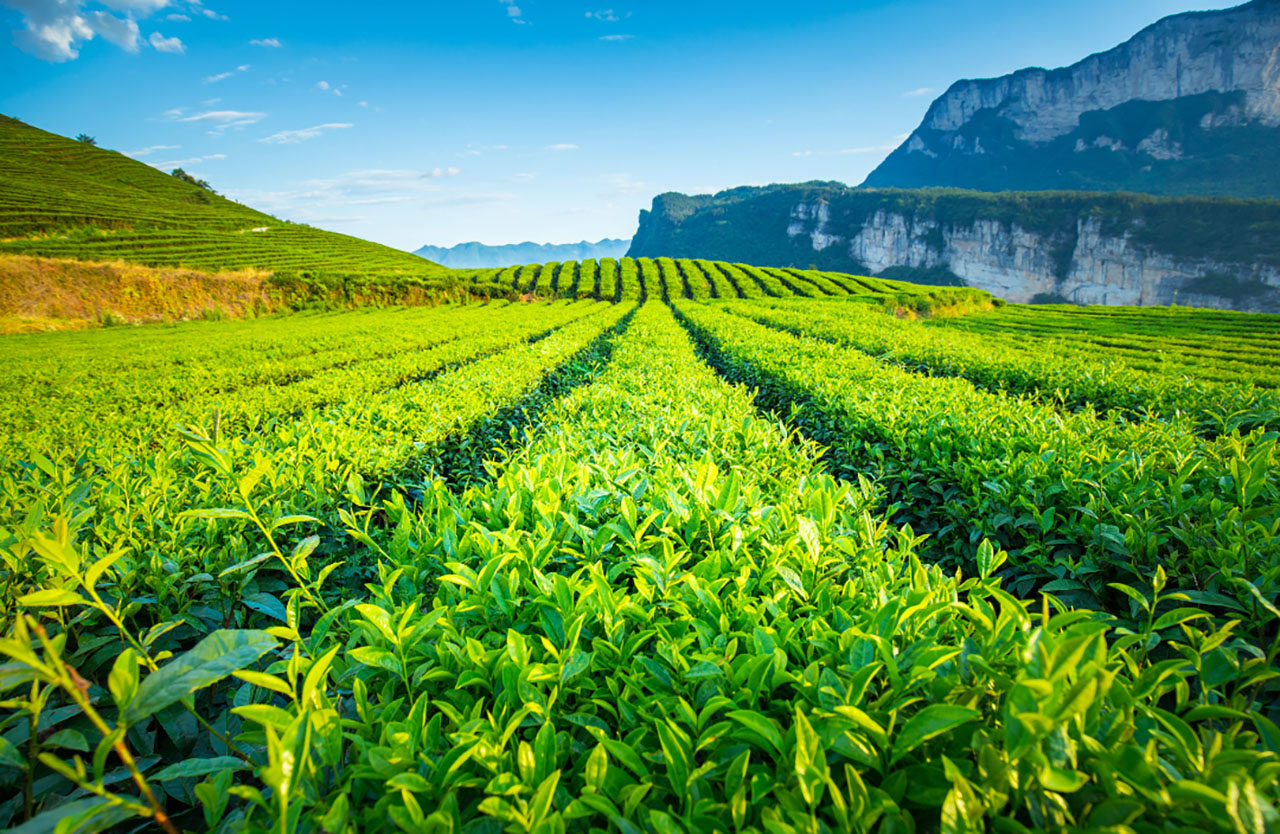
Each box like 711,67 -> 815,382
1,291 -> 1278,833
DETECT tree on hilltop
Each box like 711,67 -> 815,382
75,134 -> 96,145
171,168 -> 217,194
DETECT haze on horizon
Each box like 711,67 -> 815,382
0,0 -> 1239,250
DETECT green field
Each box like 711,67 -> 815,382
1,289 -> 1277,833
0,116 -> 448,285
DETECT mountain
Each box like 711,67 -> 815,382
414,238 -> 631,268
0,114 -> 445,278
626,184 -> 1280,311
863,0 -> 1280,197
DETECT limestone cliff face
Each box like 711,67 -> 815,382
628,185 -> 1280,311
864,0 -> 1280,197
921,1 -> 1280,139
785,200 -> 1280,310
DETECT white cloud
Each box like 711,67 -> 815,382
249,36 -> 280,47
497,0 -> 526,23
259,123 -> 353,144
155,152 -> 225,167
796,135 -> 910,158
100,0 -> 169,12
513,172 -> 536,180
546,143 -> 579,151
425,167 -> 461,178
903,87 -> 936,97
198,6 -> 225,20
165,13 -> 189,21
177,109 -> 265,123
316,80 -> 330,90
836,145 -> 896,154
203,64 -> 245,81
124,143 -> 180,157
148,31 -> 183,52
4,0 -> 149,61
173,109 -> 265,135
88,11 -> 139,49
458,144 -> 508,157
598,34 -> 631,41
586,8 -> 619,21
358,100 -> 369,108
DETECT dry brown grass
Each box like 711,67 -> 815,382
0,254 -> 277,333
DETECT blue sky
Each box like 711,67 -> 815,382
2,0 -> 1238,250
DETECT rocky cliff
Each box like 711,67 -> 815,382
627,185 -> 1280,311
864,0 -> 1280,197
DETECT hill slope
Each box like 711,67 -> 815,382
0,115 -> 444,278
863,0 -> 1280,197
626,184 -> 1280,310
415,238 -> 631,268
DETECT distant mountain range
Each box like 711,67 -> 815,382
864,0 -> 1280,197
414,238 -> 630,268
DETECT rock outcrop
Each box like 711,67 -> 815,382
864,0 -> 1280,197
627,185 -> 1280,311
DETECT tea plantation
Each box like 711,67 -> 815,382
1,283 -> 1278,833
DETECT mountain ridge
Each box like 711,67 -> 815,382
414,238 -> 630,268
626,184 -> 1280,311
864,0 -> 1280,196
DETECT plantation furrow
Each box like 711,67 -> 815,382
0,302 -> 604,453
675,302 -> 1280,632
728,297 -> 1280,434
940,317 -> 1280,366
700,259 -> 750,298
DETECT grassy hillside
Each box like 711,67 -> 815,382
0,115 -> 443,280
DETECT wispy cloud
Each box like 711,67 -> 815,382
903,87 -> 936,97
173,109 -> 267,135
124,144 -> 180,157
166,13 -> 190,21
316,80 -> 347,97
585,9 -> 620,21
836,144 -> 899,154
259,123 -> 353,144
458,144 -> 508,157
795,134 -> 909,158
148,32 -> 184,53
249,37 -> 281,47
177,109 -> 266,123
546,143 -> 579,151
598,34 -> 632,41
498,0 -> 527,24
205,63 -> 248,83
155,152 -> 226,167
425,167 -> 461,178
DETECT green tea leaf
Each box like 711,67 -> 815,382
122,629 -> 277,725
